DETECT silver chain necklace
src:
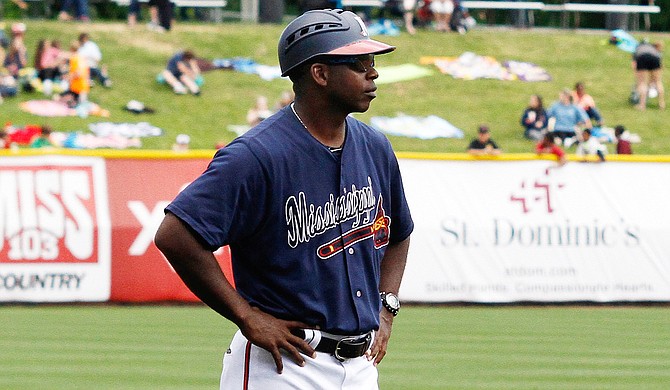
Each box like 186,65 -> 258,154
291,102 -> 343,152
290,103 -> 308,130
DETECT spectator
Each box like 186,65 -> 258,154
632,40 -> 665,110
576,128 -> 607,162
78,33 -> 111,87
162,50 -> 201,95
30,125 -> 55,148
520,94 -> 547,141
64,40 -> 90,104
58,0 -> 90,22
153,0 -> 175,32
127,0 -> 141,26
536,132 -> 567,170
0,73 -> 18,100
274,90 -> 294,111
36,40 -> 64,95
0,130 -> 10,149
431,0 -> 454,32
4,31 -> 27,78
614,125 -> 633,155
547,88 -> 591,147
172,133 -> 190,152
571,81 -> 603,126
468,125 -> 501,156
10,22 -> 26,46
403,0 -> 417,35
246,95 -> 273,127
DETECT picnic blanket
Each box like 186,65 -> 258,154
375,64 -> 435,85
88,122 -> 163,138
50,131 -> 142,149
367,19 -> 401,37
371,114 -> 464,139
421,53 -> 551,82
19,100 -> 111,118
211,57 -> 284,81
608,29 -> 638,53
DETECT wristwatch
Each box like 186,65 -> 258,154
380,292 -> 400,316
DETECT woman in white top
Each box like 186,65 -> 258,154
430,0 -> 455,32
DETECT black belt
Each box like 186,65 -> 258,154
296,329 -> 373,361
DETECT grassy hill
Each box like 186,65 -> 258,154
2,20 -> 670,154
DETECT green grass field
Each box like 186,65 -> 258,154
3,21 -> 670,154
1,305 -> 669,389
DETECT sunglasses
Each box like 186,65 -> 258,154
322,54 -> 376,73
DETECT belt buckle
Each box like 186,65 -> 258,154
334,333 -> 371,362
334,336 -> 358,362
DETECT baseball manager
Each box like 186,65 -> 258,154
154,9 -> 413,389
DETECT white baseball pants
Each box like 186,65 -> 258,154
220,330 -> 379,390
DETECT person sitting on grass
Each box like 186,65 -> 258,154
614,125 -> 633,155
78,33 -> 112,88
547,88 -> 591,147
161,50 -> 201,95
520,94 -> 548,141
246,95 -> 273,127
571,81 -> 603,127
468,125 -> 502,156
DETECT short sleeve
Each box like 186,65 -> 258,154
165,141 -> 267,249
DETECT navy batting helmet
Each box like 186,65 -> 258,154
278,9 -> 396,77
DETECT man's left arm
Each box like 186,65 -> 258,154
367,236 -> 411,366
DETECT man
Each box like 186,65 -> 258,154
154,9 -> 413,389
467,125 -> 501,156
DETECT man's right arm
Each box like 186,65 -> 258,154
154,212 -> 249,322
154,212 -> 315,373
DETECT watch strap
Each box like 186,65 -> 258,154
380,292 -> 399,316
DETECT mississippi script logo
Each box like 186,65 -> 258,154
285,177 -> 390,258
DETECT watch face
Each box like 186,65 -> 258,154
386,293 -> 400,309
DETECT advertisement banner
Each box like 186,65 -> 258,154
105,156 -> 232,302
0,153 -> 232,303
399,159 -> 670,302
0,156 -> 111,302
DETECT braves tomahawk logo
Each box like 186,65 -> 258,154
317,196 -> 390,259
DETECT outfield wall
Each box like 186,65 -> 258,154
398,153 -> 670,303
0,150 -> 669,303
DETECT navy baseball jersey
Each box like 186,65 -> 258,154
166,105 -> 413,335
